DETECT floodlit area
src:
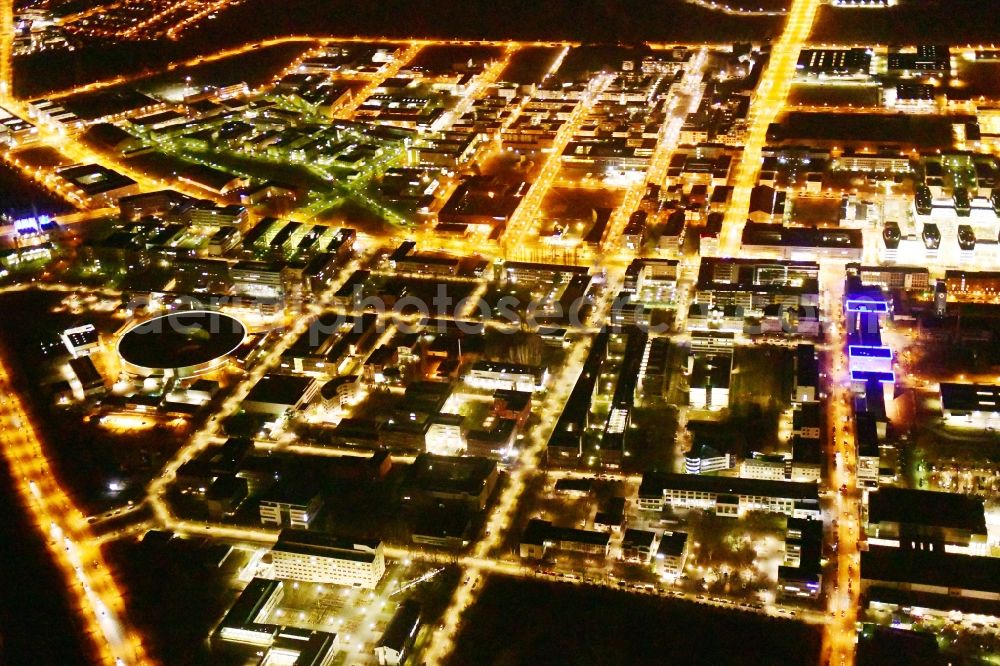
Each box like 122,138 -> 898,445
4,0 -> 1000,663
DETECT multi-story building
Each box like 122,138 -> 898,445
694,257 -> 820,316
793,344 -> 819,403
465,360 -> 548,393
796,48 -> 872,78
865,487 -> 988,556
268,530 -> 386,588
519,519 -> 611,559
638,472 -> 821,519
375,601 -> 422,666
404,454 -> 499,511
779,518 -> 823,599
425,413 -> 467,456
940,383 -> 1000,427
654,530 -> 690,578
621,528 -> 658,564
848,264 -> 930,291
258,484 -> 323,530
232,260 -> 292,300
213,578 -> 340,664
741,454 -> 789,482
741,222 -> 863,261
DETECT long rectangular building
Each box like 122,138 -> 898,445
269,529 -> 386,588
940,383 -> 1000,426
741,222 -> 863,261
866,487 -> 988,555
694,257 -> 819,316
638,472 -> 820,519
862,545 -> 1000,604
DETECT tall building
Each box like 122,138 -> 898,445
268,530 -> 386,588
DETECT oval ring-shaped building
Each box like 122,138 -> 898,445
117,310 -> 247,377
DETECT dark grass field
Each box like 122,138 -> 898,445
810,0 -> 1000,45
14,0 -> 781,98
447,576 -> 823,666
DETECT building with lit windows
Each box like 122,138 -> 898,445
796,48 -> 872,79
213,578 -> 340,664
519,519 -> 611,559
654,530 -> 690,578
465,360 -> 548,393
638,472 -> 821,519
231,260 -> 293,300
268,530 -> 386,588
375,601 -> 422,666
865,487 -> 988,555
258,483 -> 323,530
940,383 -> 1000,426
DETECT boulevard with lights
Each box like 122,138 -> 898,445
3,0 -> 1000,664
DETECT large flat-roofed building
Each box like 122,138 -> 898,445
231,260 -> 290,300
268,529 -> 386,588
886,45 -> 950,76
694,257 -> 819,316
862,545 -> 1000,603
624,258 -> 679,298
375,601 -> 422,666
546,328 -> 608,465
118,189 -> 194,221
638,472 -> 820,519
178,163 -> 248,196
465,360 -> 548,393
213,578 -> 340,663
387,241 -> 460,277
779,517 -> 823,599
57,163 -> 139,205
519,518 -> 611,559
404,453 -> 499,511
793,344 -> 819,403
243,374 -> 318,415
944,270 -> 1000,301
688,352 -> 732,411
796,48 -> 872,78
438,176 -> 527,230
258,482 -> 323,530
503,261 -> 589,285
741,222 -> 863,261
866,487 -> 988,555
940,383 -> 1000,426
600,328 -> 647,467
847,263 -> 930,291
68,356 -> 105,397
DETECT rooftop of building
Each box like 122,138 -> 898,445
868,487 -> 986,533
940,382 -> 1000,413
862,545 -> 1000,595
639,471 -> 819,502
272,529 -> 382,563
656,530 -> 689,557
521,518 -> 611,548
407,453 -> 498,496
244,374 -> 315,407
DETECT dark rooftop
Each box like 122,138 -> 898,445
867,487 -> 986,533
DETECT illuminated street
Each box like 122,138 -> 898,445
0,1 -> 999,664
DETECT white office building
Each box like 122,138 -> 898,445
269,530 -> 386,588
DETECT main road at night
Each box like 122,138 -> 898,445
720,0 -> 821,256
0,349 -> 149,665
819,262 -> 862,666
